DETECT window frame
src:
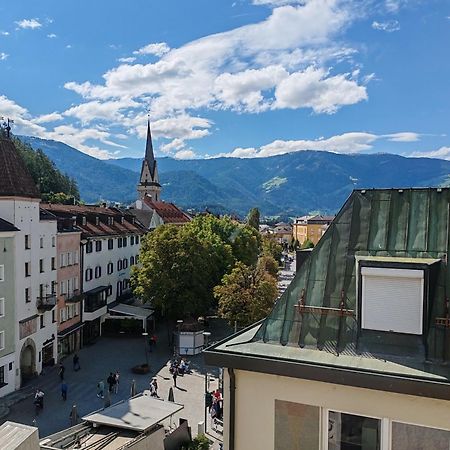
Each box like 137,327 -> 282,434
0,265 -> 4,282
0,298 -> 4,317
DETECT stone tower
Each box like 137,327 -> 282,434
137,120 -> 161,201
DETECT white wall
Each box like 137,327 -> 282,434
223,369 -> 450,450
0,198 -> 58,388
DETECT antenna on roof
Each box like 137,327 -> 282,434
1,118 -> 14,139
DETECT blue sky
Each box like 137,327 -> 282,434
0,0 -> 449,160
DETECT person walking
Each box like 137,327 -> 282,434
97,380 -> 105,398
61,381 -> 68,401
58,362 -> 65,381
114,371 -> 120,394
73,354 -> 80,371
172,365 -> 178,388
107,372 -> 116,393
150,377 -> 158,397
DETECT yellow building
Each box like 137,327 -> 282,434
292,214 -> 334,245
205,189 -> 450,450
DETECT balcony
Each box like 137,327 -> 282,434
84,286 -> 108,313
63,289 -> 84,304
36,294 -> 57,311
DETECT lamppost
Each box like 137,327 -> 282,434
142,332 -> 149,367
203,331 -> 212,434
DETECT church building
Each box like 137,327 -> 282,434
132,121 -> 191,229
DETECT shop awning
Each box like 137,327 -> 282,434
108,303 -> 154,320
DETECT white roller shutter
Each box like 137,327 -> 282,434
361,267 -> 424,335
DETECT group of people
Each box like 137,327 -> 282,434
97,371 -> 120,398
210,389 -> 223,422
169,358 -> 191,387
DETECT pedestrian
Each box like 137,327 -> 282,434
114,370 -> 120,394
97,380 -> 105,398
107,372 -> 116,393
73,353 -> 80,371
150,377 -> 158,397
58,362 -> 65,381
172,365 -> 178,388
61,381 -> 68,401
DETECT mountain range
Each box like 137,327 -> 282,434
20,136 -> 450,218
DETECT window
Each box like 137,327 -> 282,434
328,410 -> 380,450
0,332 -> 4,350
136,236 -> 140,245
86,241 -> 93,253
0,298 -> 4,317
25,235 -> 30,250
74,277 -> 78,291
0,265 -> 3,282
117,260 -> 122,271
60,280 -> 66,295
95,266 -> 102,278
118,238 -> 123,248
67,252 -> 72,266
40,315 -> 45,329
392,422 -> 450,450
60,253 -> 66,268
60,308 -> 66,323
82,216 -> 87,226
123,237 -> 127,247
25,288 -> 30,303
40,237 -> 44,248
96,240 -> 102,252
39,259 -> 44,273
51,257 -> 56,270
25,262 -> 31,277
361,266 -> 424,335
108,239 -> 114,250
0,366 -> 4,385
51,281 -> 57,294
8,362 -> 12,371
130,256 -> 135,266
95,216 -> 100,226
131,236 -> 135,245
85,268 -> 93,282
107,285 -> 113,297
52,310 -> 56,323
74,251 -> 79,264
123,258 -> 128,269
107,262 -> 114,275
67,305 -> 72,320
51,236 -> 56,247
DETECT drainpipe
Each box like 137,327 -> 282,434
228,368 -> 236,450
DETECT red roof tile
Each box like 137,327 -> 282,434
143,198 -> 191,224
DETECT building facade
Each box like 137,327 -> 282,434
0,219 -> 19,396
206,189 -> 450,450
56,225 -> 82,360
292,214 -> 334,245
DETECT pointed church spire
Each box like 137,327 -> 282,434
145,120 -> 156,179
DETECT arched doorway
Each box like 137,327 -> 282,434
20,338 -> 36,386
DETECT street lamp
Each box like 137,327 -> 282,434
142,332 -> 149,367
203,331 -> 212,434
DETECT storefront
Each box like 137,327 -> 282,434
83,318 -> 101,345
42,336 -> 56,367
58,323 -> 83,359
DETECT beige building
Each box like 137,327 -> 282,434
206,189 -> 450,450
292,214 -> 334,246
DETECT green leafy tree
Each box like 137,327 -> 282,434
301,239 -> 315,249
230,224 -> 260,267
261,235 -> 283,262
258,254 -> 279,278
246,207 -> 260,230
215,262 -> 278,328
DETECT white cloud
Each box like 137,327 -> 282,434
274,66 -> 367,113
252,0 -> 306,6
0,52 -> 8,61
384,132 -> 420,142
47,33 -> 57,38
159,138 -> 186,154
372,20 -> 400,32
15,18 -> 42,30
175,149 -> 196,159
33,112 -> 63,124
118,56 -> 136,63
0,31 -> 9,36
66,44 -> 73,49
133,42 -> 170,57
411,147 -> 450,160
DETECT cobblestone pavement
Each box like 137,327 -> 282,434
0,319 -> 230,447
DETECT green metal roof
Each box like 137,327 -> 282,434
255,188 -> 450,366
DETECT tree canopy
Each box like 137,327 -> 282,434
246,207 -> 260,230
215,262 -> 278,328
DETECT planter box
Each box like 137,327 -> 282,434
132,364 -> 150,374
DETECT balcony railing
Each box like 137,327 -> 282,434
63,289 -> 84,303
36,294 -> 57,311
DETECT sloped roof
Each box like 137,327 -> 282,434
0,217 -> 19,232
0,138 -> 40,198
205,188 -> 450,398
143,198 -> 191,224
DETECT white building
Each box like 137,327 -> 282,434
41,204 -> 145,344
0,138 -> 58,389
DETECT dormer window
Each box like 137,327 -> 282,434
360,266 -> 424,335
95,217 -> 100,226
121,217 -> 125,224
82,216 -> 87,226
